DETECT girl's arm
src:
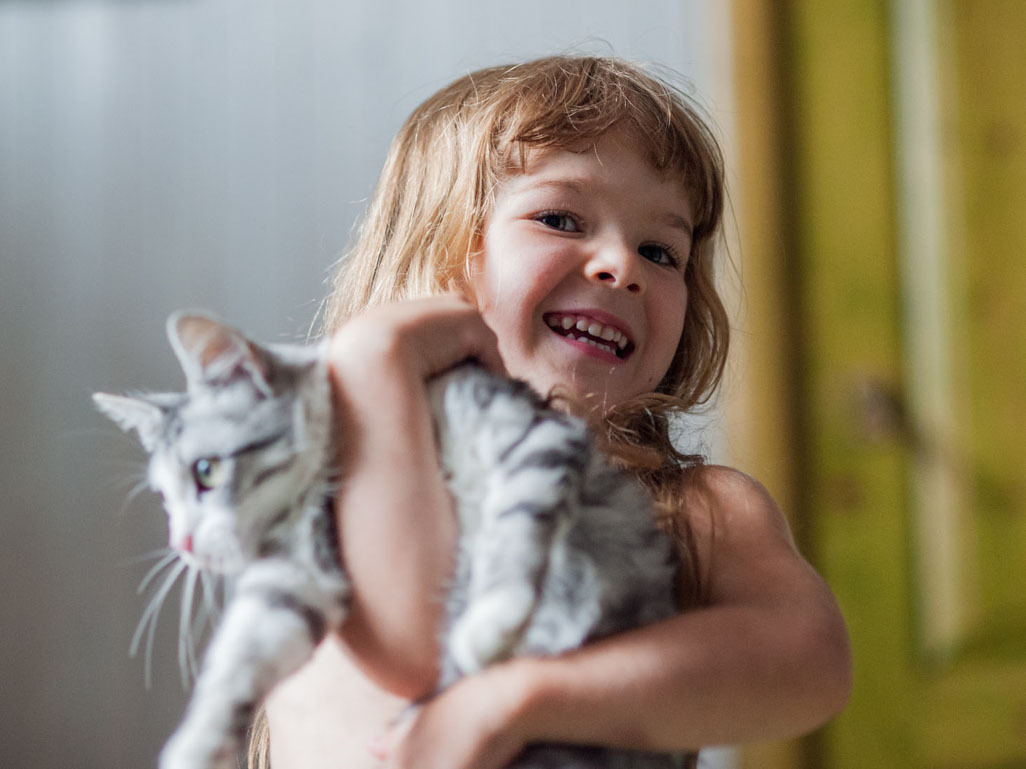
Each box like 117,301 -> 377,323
380,466 -> 852,769
326,295 -> 504,698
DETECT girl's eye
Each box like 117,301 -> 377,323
638,243 -> 680,268
192,457 -> 225,492
536,211 -> 581,233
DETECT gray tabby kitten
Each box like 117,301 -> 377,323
94,311 -> 679,769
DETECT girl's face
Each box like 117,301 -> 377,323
470,131 -> 693,409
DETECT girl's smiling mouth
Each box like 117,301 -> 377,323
543,312 -> 635,359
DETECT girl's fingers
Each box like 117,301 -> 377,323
366,733 -> 389,761
368,703 -> 418,760
382,668 -> 529,769
328,295 -> 506,382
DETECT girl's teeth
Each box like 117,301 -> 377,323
574,335 -> 614,353
547,314 -> 631,353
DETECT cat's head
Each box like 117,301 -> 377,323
94,312 -> 330,573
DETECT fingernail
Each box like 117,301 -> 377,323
367,735 -> 388,760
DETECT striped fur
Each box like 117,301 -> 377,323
95,312 -> 679,769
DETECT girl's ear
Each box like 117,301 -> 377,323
92,392 -> 168,452
166,311 -> 273,397
461,235 -> 487,305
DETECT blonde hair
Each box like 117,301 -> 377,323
253,55 -> 728,767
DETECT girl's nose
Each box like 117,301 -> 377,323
585,239 -> 644,294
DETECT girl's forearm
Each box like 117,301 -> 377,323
326,297 -> 504,699
330,352 -> 457,698
510,592 -> 850,751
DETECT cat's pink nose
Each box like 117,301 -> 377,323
173,534 -> 194,553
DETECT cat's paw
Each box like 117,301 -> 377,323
158,734 -> 190,769
159,733 -> 236,769
449,586 -> 535,674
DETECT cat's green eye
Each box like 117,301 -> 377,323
192,457 -> 225,492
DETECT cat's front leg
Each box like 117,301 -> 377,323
432,368 -> 590,678
448,433 -> 586,676
159,562 -> 345,769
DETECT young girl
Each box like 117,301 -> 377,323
255,55 -> 851,769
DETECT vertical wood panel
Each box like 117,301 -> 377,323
787,2 -> 913,766
727,1 -> 803,765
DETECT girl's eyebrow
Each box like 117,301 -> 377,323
660,212 -> 695,236
515,178 -> 587,196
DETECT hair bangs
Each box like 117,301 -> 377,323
479,58 -> 723,252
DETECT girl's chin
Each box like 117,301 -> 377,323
503,341 -> 644,407
520,368 -> 635,411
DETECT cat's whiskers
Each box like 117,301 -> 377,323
132,556 -> 189,689
126,548 -> 227,689
137,549 -> 180,595
102,464 -> 148,491
118,547 -> 175,570
104,469 -> 154,518
185,571 -> 217,670
125,477 -> 154,505
178,564 -> 201,688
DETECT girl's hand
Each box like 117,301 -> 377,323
375,663 -> 533,769
328,294 -> 505,386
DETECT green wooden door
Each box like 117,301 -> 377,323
782,1 -> 1026,766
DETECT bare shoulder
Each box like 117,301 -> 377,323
679,465 -> 794,548
674,465 -> 814,604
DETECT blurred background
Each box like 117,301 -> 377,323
1,1 -> 1023,768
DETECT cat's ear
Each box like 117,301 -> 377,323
92,392 -> 168,451
166,311 -> 273,397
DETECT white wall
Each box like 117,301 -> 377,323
0,2 -> 736,766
